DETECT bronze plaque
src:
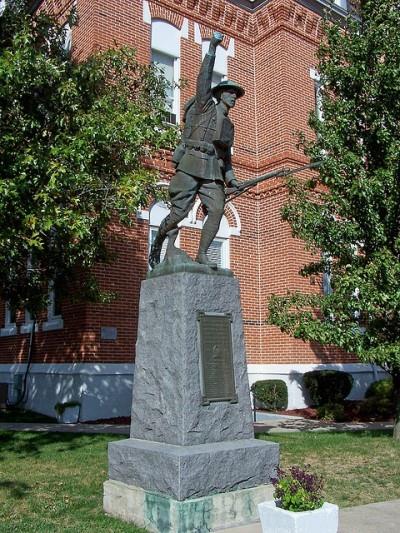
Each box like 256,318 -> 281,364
197,312 -> 237,405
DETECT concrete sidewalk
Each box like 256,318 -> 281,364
0,421 -> 130,434
0,414 -> 393,435
221,500 -> 400,533
253,411 -> 393,433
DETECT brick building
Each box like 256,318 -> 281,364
0,0 -> 383,420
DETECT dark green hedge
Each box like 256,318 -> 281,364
303,370 -> 353,406
365,378 -> 393,400
251,380 -> 288,411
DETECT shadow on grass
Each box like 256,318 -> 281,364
257,428 -> 394,439
0,408 -> 57,424
0,480 -> 31,499
0,431 -> 113,462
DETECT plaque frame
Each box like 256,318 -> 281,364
197,311 -> 238,406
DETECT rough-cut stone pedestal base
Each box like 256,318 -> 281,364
104,272 -> 280,532
104,480 -> 274,533
108,437 -> 279,501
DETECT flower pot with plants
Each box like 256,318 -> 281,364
258,465 -> 338,533
54,401 -> 81,424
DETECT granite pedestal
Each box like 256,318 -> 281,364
104,270 -> 279,532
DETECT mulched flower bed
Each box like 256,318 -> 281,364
274,400 -> 394,423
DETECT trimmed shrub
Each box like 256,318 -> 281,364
303,370 -> 353,406
365,378 -> 393,400
359,397 -> 395,419
316,403 -> 346,422
251,380 -> 288,411
361,378 -> 395,419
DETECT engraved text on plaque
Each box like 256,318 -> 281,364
198,312 -> 237,405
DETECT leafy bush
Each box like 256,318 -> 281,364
365,378 -> 393,400
359,397 -> 395,419
303,370 -> 353,406
316,403 -> 346,422
251,380 -> 288,410
272,465 -> 324,512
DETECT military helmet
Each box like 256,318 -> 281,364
211,79 -> 245,98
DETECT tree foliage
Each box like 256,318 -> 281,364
0,0 -> 176,314
267,0 -> 400,436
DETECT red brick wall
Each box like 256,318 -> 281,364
0,0 -> 358,366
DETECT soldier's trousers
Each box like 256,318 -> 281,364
157,171 -> 225,252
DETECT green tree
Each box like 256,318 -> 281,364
268,0 -> 400,438
0,1 -> 176,315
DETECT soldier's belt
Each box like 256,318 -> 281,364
184,140 -> 215,155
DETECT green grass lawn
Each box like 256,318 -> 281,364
0,430 -> 399,532
262,430 -> 400,508
0,432 -> 146,533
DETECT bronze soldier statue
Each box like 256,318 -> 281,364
149,31 -> 244,269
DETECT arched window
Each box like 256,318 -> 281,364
151,20 -> 181,124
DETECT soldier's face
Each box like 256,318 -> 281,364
220,89 -> 237,109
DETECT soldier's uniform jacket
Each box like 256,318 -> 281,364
172,51 -> 236,185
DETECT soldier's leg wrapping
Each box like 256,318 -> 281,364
196,180 -> 225,265
149,172 -> 199,268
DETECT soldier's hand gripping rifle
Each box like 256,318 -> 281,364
225,161 -> 321,203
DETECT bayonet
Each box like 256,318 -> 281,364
225,161 -> 321,202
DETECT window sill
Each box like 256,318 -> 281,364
0,325 -> 17,337
20,323 -> 39,334
42,317 -> 64,332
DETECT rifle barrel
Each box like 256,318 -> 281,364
226,161 -> 321,197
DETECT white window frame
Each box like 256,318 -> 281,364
1,303 -> 17,337
322,255 -> 333,296
152,50 -> 178,124
42,281 -> 64,331
316,0 -> 348,11
151,20 -> 181,124
62,22 -> 72,53
310,68 -> 323,121
206,237 -> 230,269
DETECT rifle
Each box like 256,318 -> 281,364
225,161 -> 321,202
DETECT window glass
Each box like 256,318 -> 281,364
152,50 -> 176,123
334,0 -> 347,9
315,79 -> 323,121
207,239 -> 225,268
63,22 -> 72,53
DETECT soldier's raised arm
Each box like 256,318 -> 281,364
195,31 -> 224,110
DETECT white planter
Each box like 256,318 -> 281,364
57,405 -> 80,424
258,500 -> 338,533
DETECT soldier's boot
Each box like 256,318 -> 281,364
196,211 -> 222,269
149,212 -> 185,268
149,232 -> 165,269
196,252 -> 218,269
165,228 -> 179,254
